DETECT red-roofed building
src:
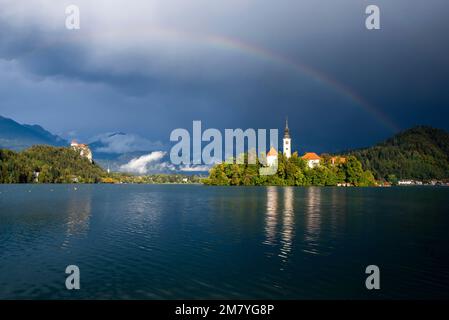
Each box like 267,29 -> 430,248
302,152 -> 321,168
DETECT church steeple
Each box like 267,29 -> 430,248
284,118 -> 290,139
283,117 -> 291,159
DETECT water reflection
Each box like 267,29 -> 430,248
264,187 -> 278,246
264,187 -> 296,263
329,187 -> 345,238
63,188 -> 92,245
3,185 -> 448,299
303,187 -> 322,255
279,187 -> 294,262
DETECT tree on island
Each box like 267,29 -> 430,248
203,152 -> 377,187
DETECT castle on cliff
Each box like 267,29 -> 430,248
70,140 -> 93,163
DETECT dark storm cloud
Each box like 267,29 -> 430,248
0,0 -> 448,152
0,20 -> 158,96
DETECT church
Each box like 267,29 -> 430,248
266,119 -> 322,169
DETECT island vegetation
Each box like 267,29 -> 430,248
203,152 -> 377,186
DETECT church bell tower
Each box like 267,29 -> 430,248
283,118 -> 291,159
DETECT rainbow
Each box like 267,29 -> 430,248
69,25 -> 401,131
205,34 -> 399,132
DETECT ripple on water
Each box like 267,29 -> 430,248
1,185 -> 449,299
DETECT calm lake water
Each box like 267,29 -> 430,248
0,184 -> 448,299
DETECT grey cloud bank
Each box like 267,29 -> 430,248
0,0 -> 448,153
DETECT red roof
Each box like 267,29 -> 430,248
267,147 -> 278,157
302,152 -> 321,160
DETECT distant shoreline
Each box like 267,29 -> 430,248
1,183 -> 447,187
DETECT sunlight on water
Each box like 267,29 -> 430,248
1,184 -> 449,299
279,187 -> 294,262
264,187 -> 278,247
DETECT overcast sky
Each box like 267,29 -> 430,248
0,0 -> 448,153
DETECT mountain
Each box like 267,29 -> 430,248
345,126 -> 449,180
0,115 -> 67,150
2,115 -> 448,179
0,116 -> 168,172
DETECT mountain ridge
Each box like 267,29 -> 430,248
345,126 -> 449,180
2,115 -> 449,179
0,115 -> 67,150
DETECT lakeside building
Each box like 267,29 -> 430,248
263,119 -> 292,168
71,140 -> 93,163
398,179 -> 423,186
263,119 -> 346,169
265,119 -> 323,168
267,146 -> 278,167
302,152 -> 321,168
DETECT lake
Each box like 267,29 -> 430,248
0,184 -> 448,299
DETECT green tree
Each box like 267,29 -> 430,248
386,174 -> 398,186
204,164 -> 230,186
204,151 -> 379,187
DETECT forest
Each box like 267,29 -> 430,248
0,145 -> 201,184
0,145 -> 105,183
346,126 -> 449,181
203,152 -> 377,186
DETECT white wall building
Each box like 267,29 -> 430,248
302,152 -> 321,168
283,119 -> 291,159
267,146 -> 278,167
264,119 -> 292,167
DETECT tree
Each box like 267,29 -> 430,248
204,151 -> 379,187
0,145 -> 106,184
386,174 -> 398,186
204,164 -> 230,186
358,170 -> 376,187
230,164 -> 242,185
344,156 -> 365,185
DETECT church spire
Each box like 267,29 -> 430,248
283,117 -> 292,159
284,117 -> 290,139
